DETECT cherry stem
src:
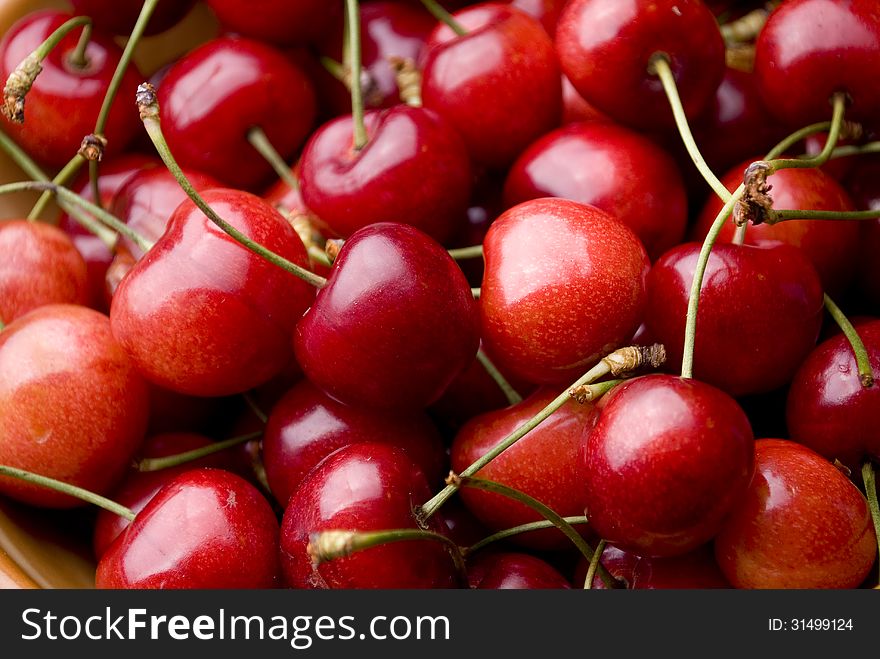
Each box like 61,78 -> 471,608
720,7 -> 768,44
448,244 -> 483,260
471,287 -> 481,298
246,126 -> 298,192
419,0 -> 467,36
765,93 -> 847,173
308,246 -> 333,268
0,125 -> 47,182
571,378 -> 624,404
242,391 -> 269,424
345,0 -> 369,151
476,348 -> 522,406
767,121 -> 833,160
69,21 -> 93,69
136,431 -> 263,472
583,539 -> 606,590
0,317 -> 5,331
824,294 -> 875,388
824,141 -> 880,161
417,345 -> 666,521
764,207 -> 880,224
27,153 -> 84,221
462,515 -> 589,557
0,465 -> 135,521
650,54 -> 730,203
318,55 -> 347,85
861,461 -> 880,572
137,83 -> 328,289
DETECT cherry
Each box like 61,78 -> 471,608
754,0 -> 880,129
469,551 -> 572,589
714,439 -> 877,589
579,543 -> 731,589
298,105 -> 472,244
205,0 -> 340,47
96,468 -> 281,589
786,319 -> 880,469
0,220 -> 88,324
0,304 -> 149,508
262,379 -> 447,506
509,0 -> 569,37
844,158 -> 880,310
645,241 -> 824,397
70,0 -> 197,36
480,197 -> 649,385
294,222 -> 480,411
279,442 -> 461,589
560,75 -> 609,125
420,3 -> 562,168
555,0 -> 725,131
110,188 -> 315,397
582,374 -> 755,557
157,36 -> 316,189
451,388 -> 596,549
503,121 -> 688,260
0,10 -> 143,166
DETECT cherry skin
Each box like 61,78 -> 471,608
110,188 -> 315,397
205,0 -> 339,46
509,0 -> 569,37
714,439 -> 877,589
582,374 -> 755,557
96,468 -> 281,589
0,304 -> 149,508
786,319 -> 880,469
469,552 -> 572,589
0,10 -> 143,166
279,443 -> 461,589
578,543 -> 731,589
262,379 -> 447,507
298,105 -> 472,244
503,121 -> 688,260
555,0 -> 725,131
420,3 -> 562,169
70,0 -> 197,36
480,197 -> 650,385
157,36 -> 316,190
560,75 -> 609,125
754,0 -> 880,128
294,222 -> 480,411
0,220 -> 88,325
844,158 -> 880,310
451,388 -> 596,550
645,241 -> 825,397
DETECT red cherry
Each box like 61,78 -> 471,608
503,121 -> 688,260
205,0 -> 339,46
714,439 -> 877,589
480,197 -> 649,385
844,158 -> 880,309
509,0 -> 569,37
0,304 -> 149,508
110,188 -> 315,397
279,443 -> 461,589
583,374 -> 755,557
0,10 -> 143,166
470,551 -> 572,589
70,0 -> 197,36
421,3 -> 562,168
96,468 -> 281,589
555,0 -> 725,130
560,75 -> 609,125
157,36 -> 316,189
754,0 -> 880,128
786,319 -> 880,468
578,543 -> 731,589
645,241 -> 824,397
294,222 -> 480,410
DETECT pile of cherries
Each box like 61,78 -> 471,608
0,0 -> 879,590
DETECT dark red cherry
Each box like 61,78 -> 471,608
205,0 -> 339,46
845,158 -> 880,309
555,0 -> 725,131
578,543 -> 731,589
786,319 -> 880,469
0,304 -> 149,508
294,222 -> 480,410
755,0 -> 880,128
298,105 -> 472,244
470,551 -> 572,589
645,241 -> 824,397
157,36 -> 316,189
279,443 -> 461,589
262,379 -> 447,506
421,3 -> 562,168
480,197 -> 649,385
714,439 -> 877,589
503,121 -> 688,260
96,468 -> 281,589
583,374 -> 755,557
70,0 -> 197,36
110,188 -> 315,397
0,10 -> 143,166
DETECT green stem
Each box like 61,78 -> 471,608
137,85 -> 328,289
0,465 -> 134,521
765,121 -> 833,160
824,141 -> 880,161
575,379 -> 624,403
242,392 -> 268,424
247,126 -> 299,191
319,55 -> 347,85
462,516 -> 589,557
27,155 -> 84,221
765,208 -> 880,224
345,0 -> 368,150
0,127 -> 48,181
824,294 -> 875,388
448,244 -> 483,260
583,539 -> 606,590
88,159 -> 101,213
476,349 -> 522,406
471,287 -> 481,299
0,317 -> 5,331
68,21 -> 93,69
651,54 -> 730,203
308,245 -> 334,268
137,431 -> 263,472
766,93 -> 847,173
861,461 -> 880,572
419,0 -> 467,36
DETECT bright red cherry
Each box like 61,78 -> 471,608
714,439 -> 877,589
469,551 -> 572,589
480,197 -> 649,385
205,0 -> 339,46
582,374 -> 755,557
96,468 -> 281,589
70,0 -> 197,36
555,0 -> 725,131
